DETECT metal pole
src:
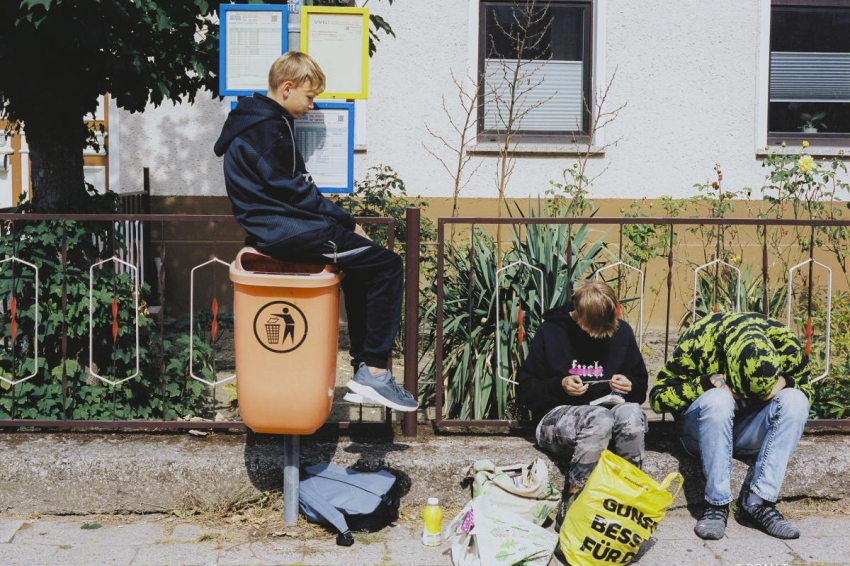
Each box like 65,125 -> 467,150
287,0 -> 303,52
283,0 -> 303,527
283,434 -> 300,525
403,208 -> 421,437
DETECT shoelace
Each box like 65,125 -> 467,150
748,503 -> 787,526
390,379 -> 415,400
702,505 -> 728,521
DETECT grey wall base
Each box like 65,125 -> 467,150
1,431 -> 847,515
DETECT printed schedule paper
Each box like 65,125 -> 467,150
223,8 -> 285,94
301,7 -> 369,99
295,103 -> 354,193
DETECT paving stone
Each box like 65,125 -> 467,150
0,543 -> 60,566
785,536 -> 850,564
131,542 -> 220,566
169,523 -> 225,544
0,519 -> 27,543
705,537 -> 795,566
12,518 -> 163,546
53,543 -> 137,566
216,541 -> 304,566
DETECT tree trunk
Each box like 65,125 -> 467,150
24,103 -> 89,213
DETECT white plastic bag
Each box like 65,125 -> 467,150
470,458 -> 560,525
450,497 -> 559,566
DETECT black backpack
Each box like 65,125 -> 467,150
298,463 -> 400,546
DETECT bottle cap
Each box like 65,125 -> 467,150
427,497 -> 439,505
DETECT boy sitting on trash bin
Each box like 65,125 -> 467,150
214,51 -> 417,413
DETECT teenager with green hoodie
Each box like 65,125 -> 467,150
650,312 -> 813,541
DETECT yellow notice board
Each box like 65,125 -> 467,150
300,7 -> 369,99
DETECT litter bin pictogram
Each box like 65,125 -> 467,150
265,318 -> 281,344
230,247 -> 342,435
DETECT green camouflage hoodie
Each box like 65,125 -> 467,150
650,312 -> 814,415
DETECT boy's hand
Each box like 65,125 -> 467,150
710,373 -> 740,399
354,224 -> 371,241
561,375 -> 588,397
760,376 -> 787,401
610,374 -> 632,394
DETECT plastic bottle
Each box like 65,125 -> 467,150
421,497 -> 443,546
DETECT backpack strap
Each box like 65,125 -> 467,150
298,479 -> 351,535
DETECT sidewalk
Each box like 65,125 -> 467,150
2,507 -> 848,566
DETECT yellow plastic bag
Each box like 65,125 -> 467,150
559,450 -> 683,565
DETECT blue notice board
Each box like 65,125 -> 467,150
219,4 -> 289,97
229,99 -> 355,194
296,102 -> 355,194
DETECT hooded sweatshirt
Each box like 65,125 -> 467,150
214,93 -> 354,250
516,303 -> 649,424
649,311 -> 814,417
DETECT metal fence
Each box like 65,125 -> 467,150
0,210 -> 419,436
432,215 -> 850,431
2,210 -> 850,435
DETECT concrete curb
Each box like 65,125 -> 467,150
2,429 -> 848,515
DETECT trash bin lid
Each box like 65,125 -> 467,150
229,247 -> 341,288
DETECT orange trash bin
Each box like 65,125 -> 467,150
230,247 -> 342,434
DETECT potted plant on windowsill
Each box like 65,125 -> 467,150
799,111 -> 827,134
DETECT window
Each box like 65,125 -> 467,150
479,1 -> 592,142
769,1 -> 850,144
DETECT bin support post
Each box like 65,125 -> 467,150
282,434 -> 300,525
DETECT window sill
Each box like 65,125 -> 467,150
468,141 -> 605,157
758,144 -> 849,159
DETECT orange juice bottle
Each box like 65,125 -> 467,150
421,497 -> 443,546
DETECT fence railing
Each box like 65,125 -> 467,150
0,211 -> 417,435
3,211 -> 850,434
432,215 -> 850,430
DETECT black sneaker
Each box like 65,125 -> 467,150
553,491 -> 579,533
694,503 -> 728,540
736,491 -> 800,539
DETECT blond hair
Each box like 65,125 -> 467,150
268,51 -> 327,93
572,280 -> 619,339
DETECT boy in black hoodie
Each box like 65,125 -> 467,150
214,52 -> 417,412
516,280 -> 648,530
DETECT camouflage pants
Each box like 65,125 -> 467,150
535,403 -> 647,490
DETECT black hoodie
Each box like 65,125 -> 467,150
214,93 -> 354,250
516,303 -> 648,423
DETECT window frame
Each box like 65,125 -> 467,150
476,0 -> 594,144
766,0 -> 850,147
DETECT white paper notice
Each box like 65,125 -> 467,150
306,13 -> 364,96
296,108 -> 351,190
225,11 -> 284,92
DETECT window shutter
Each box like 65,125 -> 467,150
770,52 -> 850,102
483,59 -> 584,132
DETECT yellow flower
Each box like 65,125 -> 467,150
802,140 -> 810,148
798,154 -> 814,173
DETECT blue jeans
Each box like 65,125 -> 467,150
680,387 -> 809,505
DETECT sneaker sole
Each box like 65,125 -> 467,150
345,380 -> 418,412
343,392 -> 365,404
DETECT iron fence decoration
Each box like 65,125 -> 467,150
692,258 -> 741,322
0,256 -> 39,385
189,257 -> 235,387
787,258 -> 832,383
88,256 -> 140,386
494,260 -> 544,385
594,261 -> 645,350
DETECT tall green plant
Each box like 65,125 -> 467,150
420,205 -> 611,420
